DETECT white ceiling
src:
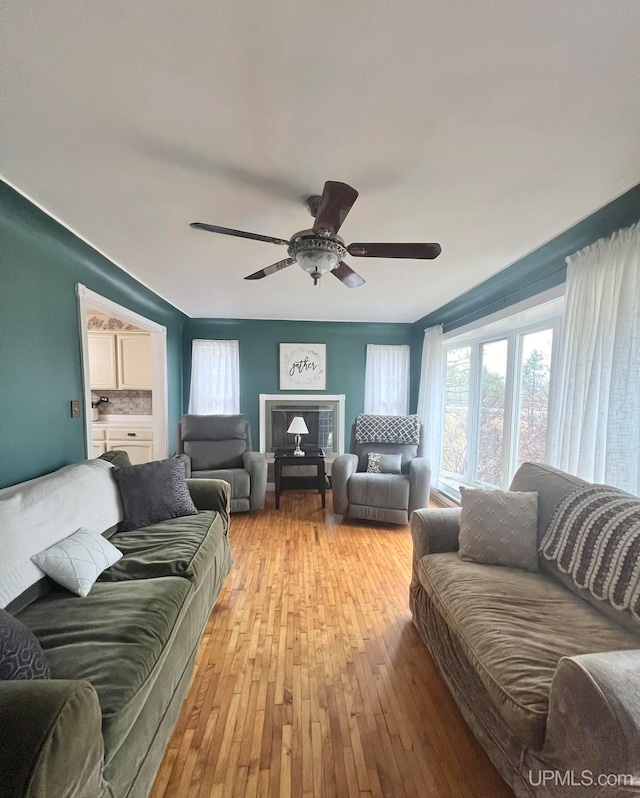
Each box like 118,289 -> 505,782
3,1 -> 640,322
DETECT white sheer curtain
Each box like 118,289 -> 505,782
550,222 -> 640,494
364,344 -> 410,416
416,325 -> 445,487
188,339 -> 240,415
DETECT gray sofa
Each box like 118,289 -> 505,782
178,414 -> 267,513
410,462 -> 640,797
332,421 -> 431,524
0,459 -> 232,798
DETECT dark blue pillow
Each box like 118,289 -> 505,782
0,608 -> 50,680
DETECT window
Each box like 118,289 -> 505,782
188,339 -> 240,414
364,344 -> 410,415
441,321 -> 558,491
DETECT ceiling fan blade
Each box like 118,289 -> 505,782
313,181 -> 359,237
347,242 -> 442,259
190,222 -> 289,246
244,258 -> 295,280
331,261 -> 366,288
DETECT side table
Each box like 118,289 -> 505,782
274,447 -> 326,509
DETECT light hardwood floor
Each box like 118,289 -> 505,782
150,491 -> 513,798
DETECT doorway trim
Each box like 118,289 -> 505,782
76,284 -> 169,461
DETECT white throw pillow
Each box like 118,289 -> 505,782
31,528 -> 122,597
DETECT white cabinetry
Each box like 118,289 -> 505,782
117,335 -> 153,390
88,333 -> 118,390
92,426 -> 154,465
107,428 -> 154,465
88,332 -> 152,391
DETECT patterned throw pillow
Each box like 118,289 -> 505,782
0,608 -> 50,680
540,485 -> 640,619
32,528 -> 122,597
366,453 -> 403,474
458,487 -> 539,572
113,458 -> 198,532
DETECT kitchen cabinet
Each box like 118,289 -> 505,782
117,335 -> 153,390
88,332 -> 152,391
96,427 -> 154,465
92,441 -> 107,458
108,440 -> 154,465
88,333 -> 117,390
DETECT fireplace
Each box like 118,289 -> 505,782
259,394 -> 346,456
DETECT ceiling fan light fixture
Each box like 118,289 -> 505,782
288,237 -> 346,285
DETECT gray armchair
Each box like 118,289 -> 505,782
178,414 -> 267,512
332,419 -> 431,525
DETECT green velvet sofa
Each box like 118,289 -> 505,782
410,462 -> 640,798
0,462 -> 232,798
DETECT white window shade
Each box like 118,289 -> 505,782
188,339 -> 240,415
364,344 -> 410,416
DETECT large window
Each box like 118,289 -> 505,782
441,322 -> 557,490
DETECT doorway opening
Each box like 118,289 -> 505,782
76,284 -> 168,462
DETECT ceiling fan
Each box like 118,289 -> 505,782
190,181 -> 441,287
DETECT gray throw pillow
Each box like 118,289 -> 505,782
366,452 -> 403,474
458,487 -> 539,572
113,458 -> 198,532
0,608 -> 50,680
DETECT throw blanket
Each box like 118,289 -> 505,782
355,414 -> 421,445
540,485 -> 640,619
0,459 -> 123,608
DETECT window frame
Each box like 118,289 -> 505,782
440,317 -> 561,493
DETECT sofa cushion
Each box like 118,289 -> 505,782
191,468 -> 250,498
0,608 -> 49,680
98,510 -> 225,589
348,472 -> 410,510
458,487 -> 539,572
16,577 -> 191,762
185,440 -> 247,471
418,552 -> 640,747
113,459 -> 198,532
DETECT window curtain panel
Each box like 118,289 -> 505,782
416,325 -> 445,487
364,344 -> 410,416
550,222 -> 640,495
188,339 -> 240,415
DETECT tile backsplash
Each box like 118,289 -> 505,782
92,390 -> 152,416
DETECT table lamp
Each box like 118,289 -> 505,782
287,416 -> 309,457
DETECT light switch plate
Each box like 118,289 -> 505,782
70,400 -> 81,418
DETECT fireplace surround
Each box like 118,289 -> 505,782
259,394 -> 346,456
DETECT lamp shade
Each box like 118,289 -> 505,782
287,416 -> 309,435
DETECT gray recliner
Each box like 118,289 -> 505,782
178,414 -> 267,513
332,420 -> 431,525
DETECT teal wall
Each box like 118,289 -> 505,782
409,182 -> 640,409
0,181 -> 187,489
183,318 -> 413,451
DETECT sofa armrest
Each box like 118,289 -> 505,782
409,508 -> 461,590
0,679 -> 109,798
187,478 -> 230,529
408,457 -> 432,514
527,651 -> 640,786
243,452 -> 267,510
331,454 -> 359,516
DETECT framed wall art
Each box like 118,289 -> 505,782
279,343 -> 327,391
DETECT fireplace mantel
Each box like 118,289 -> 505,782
259,394 -> 346,454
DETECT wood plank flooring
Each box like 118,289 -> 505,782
150,491 -> 513,798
